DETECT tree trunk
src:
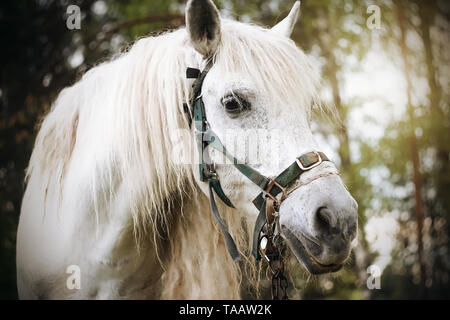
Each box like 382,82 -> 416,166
417,1 -> 449,171
396,0 -> 426,298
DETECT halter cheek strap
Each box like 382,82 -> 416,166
185,65 -> 332,262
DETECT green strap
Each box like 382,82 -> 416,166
203,129 -> 270,190
252,152 -> 330,209
209,178 -> 234,208
208,179 -> 240,261
193,96 -> 209,182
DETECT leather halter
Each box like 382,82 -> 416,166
185,62 -> 332,262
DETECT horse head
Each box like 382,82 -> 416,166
185,0 -> 358,275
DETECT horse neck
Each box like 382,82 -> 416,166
160,189 -> 242,299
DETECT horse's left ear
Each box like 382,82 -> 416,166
271,1 -> 301,38
186,0 -> 221,58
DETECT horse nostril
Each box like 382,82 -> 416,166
316,207 -> 337,230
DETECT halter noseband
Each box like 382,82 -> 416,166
185,62 -> 332,263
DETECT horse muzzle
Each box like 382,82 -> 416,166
279,173 -> 358,274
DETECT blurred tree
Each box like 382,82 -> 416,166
395,0 -> 426,297
371,0 -> 450,299
1,0 -> 99,299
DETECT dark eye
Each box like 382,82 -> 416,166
221,94 -> 251,117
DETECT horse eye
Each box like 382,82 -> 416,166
221,95 -> 250,116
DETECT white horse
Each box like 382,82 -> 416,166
17,0 -> 358,299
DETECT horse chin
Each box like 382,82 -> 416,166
281,227 -> 343,275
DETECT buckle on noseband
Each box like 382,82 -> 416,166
296,151 -> 323,171
263,179 -> 286,204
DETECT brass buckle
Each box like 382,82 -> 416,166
263,179 -> 286,203
296,151 -> 323,171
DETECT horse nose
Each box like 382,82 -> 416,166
315,204 -> 357,243
278,174 -> 359,268
316,207 -> 337,229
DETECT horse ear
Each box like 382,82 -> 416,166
186,0 -> 221,58
271,1 -> 301,38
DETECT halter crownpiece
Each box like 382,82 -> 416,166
184,63 -> 333,263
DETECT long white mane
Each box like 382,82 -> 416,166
26,19 -> 321,298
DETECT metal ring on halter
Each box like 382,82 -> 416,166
205,162 -> 218,179
207,171 -> 219,179
262,179 -> 286,204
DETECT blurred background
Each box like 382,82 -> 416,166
0,0 -> 449,299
